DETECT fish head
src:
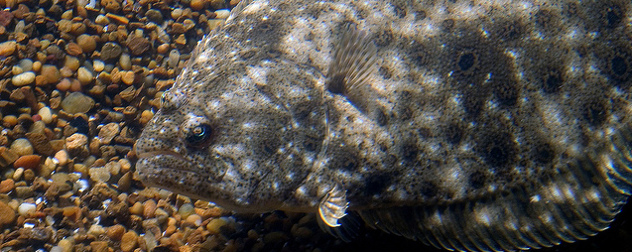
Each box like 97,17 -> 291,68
135,59 -> 328,212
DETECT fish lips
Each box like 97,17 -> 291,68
135,151 -> 203,192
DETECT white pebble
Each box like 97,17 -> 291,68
119,53 -> 131,70
95,14 -> 109,25
168,49 -> 180,68
12,66 -> 23,75
11,71 -> 35,86
38,106 -> 53,124
54,150 -> 69,166
88,224 -> 105,236
18,202 -> 37,216
13,167 -> 24,180
10,138 -> 33,156
215,9 -> 231,19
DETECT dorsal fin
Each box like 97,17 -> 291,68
326,25 -> 378,112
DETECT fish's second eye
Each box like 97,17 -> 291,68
186,123 -> 213,147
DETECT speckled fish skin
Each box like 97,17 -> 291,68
135,0 -> 632,251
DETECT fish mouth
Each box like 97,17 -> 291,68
135,150 -> 200,176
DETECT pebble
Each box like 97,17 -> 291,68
119,53 -> 131,70
18,202 -> 36,216
0,179 -> 15,193
39,65 -> 61,86
130,202 -> 143,215
117,172 -> 132,191
185,214 -> 202,226
0,201 -> 16,227
90,241 -> 108,252
15,185 -> 34,198
121,71 -> 135,85
66,133 -> 89,155
168,49 -> 180,68
77,67 -> 94,85
18,59 -> 33,72
98,122 -> 120,145
126,35 -> 151,56
107,224 -> 125,241
32,61 -> 42,72
93,60 -> 105,72
57,239 -> 74,252
171,8 -> 183,19
56,78 -> 71,92
61,92 -> 94,114
0,40 -> 16,57
215,9 -> 231,19
179,203 -> 195,219
143,199 -> 157,219
38,106 -> 53,124
14,154 -> 41,170
190,0 -> 206,10
26,132 -> 55,156
100,42 -> 122,61
88,224 -> 106,236
64,56 -> 80,72
65,42 -> 83,56
121,231 -> 139,252
54,150 -> 69,165
3,115 -> 17,127
10,138 -> 34,156
12,168 -> 24,180
76,34 -> 96,53
12,71 -> 36,86
206,218 -> 228,234
95,14 -> 109,25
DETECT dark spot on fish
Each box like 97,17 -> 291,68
583,96 -> 609,126
611,56 -> 628,78
534,142 -> 555,164
461,86 -> 489,118
375,29 -> 394,47
442,19 -> 455,31
458,52 -> 476,72
469,170 -> 487,189
477,130 -> 516,168
303,133 -> 322,152
605,4 -> 624,28
445,121 -> 464,144
420,180 -> 438,198
391,0 -> 407,18
379,66 -> 393,79
401,140 -> 421,163
492,74 -> 519,107
364,173 -> 392,196
543,67 -> 564,93
376,108 -> 389,126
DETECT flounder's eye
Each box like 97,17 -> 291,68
186,123 -> 213,147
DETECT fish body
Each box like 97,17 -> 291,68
135,0 -> 632,251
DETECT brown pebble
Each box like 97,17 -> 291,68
120,230 -> 139,252
130,201 -> 142,215
117,172 -> 132,191
107,224 -> 126,241
39,65 -> 61,85
0,179 -> 15,193
0,147 -> 19,167
156,43 -> 169,54
90,241 -> 109,252
121,71 -> 135,85
65,42 -> 83,56
76,34 -> 96,53
13,154 -> 41,170
0,201 -> 16,228
190,0 -> 207,10
26,132 -> 55,156
143,199 -> 157,219
106,13 -> 129,24
126,35 -> 151,56
206,218 -> 227,234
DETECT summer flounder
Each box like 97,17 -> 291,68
135,0 -> 632,251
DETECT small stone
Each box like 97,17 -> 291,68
89,167 -> 110,182
146,9 -> 163,23
90,241 -> 108,252
12,168 -> 24,180
126,35 -> 151,56
64,56 -> 81,71
171,8 -> 183,19
76,34 -> 96,53
179,203 -> 195,219
143,199 -> 157,219
185,214 -> 202,226
88,224 -> 106,236
38,107 -> 53,124
206,218 -> 227,234
77,67 -> 93,85
119,53 -> 131,70
105,13 -> 128,24
93,60 -> 105,72
12,71 -> 35,86
107,224 -> 126,241
66,133 -> 89,157
0,40 -> 16,57
0,201 -> 16,227
18,59 -> 33,72
39,65 -> 61,86
95,14 -> 109,25
101,42 -> 122,61
98,122 -> 120,145
54,150 -> 69,165
130,202 -> 143,215
168,49 -> 180,68
0,179 -> 15,193
215,9 -> 231,19
10,138 -> 33,156
58,239 -> 74,252
56,78 -> 71,92
61,92 -> 94,114
121,231 -> 139,252
101,0 -> 121,13
18,202 -> 36,216
121,71 -> 135,85
26,132 -> 55,156
65,42 -> 83,56
14,154 -> 41,170
117,172 -> 132,191
190,0 -> 206,10
15,185 -> 34,197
